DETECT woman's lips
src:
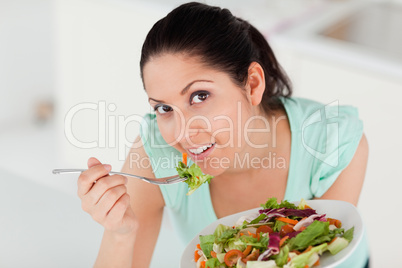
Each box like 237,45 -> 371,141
187,143 -> 216,160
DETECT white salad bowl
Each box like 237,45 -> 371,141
180,199 -> 364,268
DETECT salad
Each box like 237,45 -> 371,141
176,153 -> 214,195
193,198 -> 354,268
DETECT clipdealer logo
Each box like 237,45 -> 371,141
301,100 -> 340,167
63,100 -> 287,162
63,99 -> 342,168
64,101 -> 144,160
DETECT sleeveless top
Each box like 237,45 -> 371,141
140,97 -> 369,267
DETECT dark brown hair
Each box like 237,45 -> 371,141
140,2 -> 292,114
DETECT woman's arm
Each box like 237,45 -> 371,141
123,136 -> 165,268
316,134 -> 369,206
93,136 -> 165,268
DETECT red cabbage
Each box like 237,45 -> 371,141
286,231 -> 302,238
293,214 -> 326,231
258,208 -> 317,222
268,232 -> 281,255
257,248 -> 273,261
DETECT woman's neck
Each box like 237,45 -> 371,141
221,107 -> 291,178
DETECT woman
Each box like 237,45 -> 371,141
77,2 -> 369,267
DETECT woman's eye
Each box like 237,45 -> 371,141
155,105 -> 173,114
191,92 -> 209,104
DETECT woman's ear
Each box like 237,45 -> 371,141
246,62 -> 265,106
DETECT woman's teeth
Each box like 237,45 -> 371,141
188,143 -> 214,155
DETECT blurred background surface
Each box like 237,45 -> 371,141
1,0 -> 401,267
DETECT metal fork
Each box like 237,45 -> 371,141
52,169 -> 187,185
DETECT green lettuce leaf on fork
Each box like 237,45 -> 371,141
176,161 -> 213,195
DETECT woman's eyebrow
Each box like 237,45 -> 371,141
180,79 -> 213,95
148,79 -> 213,103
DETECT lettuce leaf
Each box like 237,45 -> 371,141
273,245 -> 289,267
240,235 -> 269,250
215,228 -> 238,244
310,227 -> 344,245
327,237 -> 349,255
260,197 -> 297,210
287,221 -> 330,251
205,257 -> 223,268
273,220 -> 288,232
225,237 -> 247,252
343,227 -> 354,243
199,234 -> 215,258
290,243 -> 327,268
213,224 -> 232,238
261,197 -> 280,209
249,214 -> 267,224
176,161 -> 213,195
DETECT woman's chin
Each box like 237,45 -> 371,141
198,165 -> 226,177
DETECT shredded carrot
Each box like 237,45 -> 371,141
194,250 -> 201,262
300,226 -> 307,231
303,245 -> 313,253
313,259 -> 320,266
287,257 -> 291,262
327,218 -> 342,228
243,245 -> 252,256
182,153 -> 188,166
210,251 -> 217,258
304,265 -> 309,268
247,231 -> 257,238
196,243 -> 201,249
329,237 -> 338,245
240,233 -> 244,236
305,205 -> 312,209
279,235 -> 289,247
291,250 -> 302,255
201,260 -> 206,268
276,217 -> 298,225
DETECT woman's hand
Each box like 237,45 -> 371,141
78,157 -> 138,235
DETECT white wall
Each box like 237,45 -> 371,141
53,0 -> 168,183
0,0 -> 54,127
53,1 -> 182,267
271,5 -> 402,265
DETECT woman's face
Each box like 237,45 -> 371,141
142,53 -> 262,176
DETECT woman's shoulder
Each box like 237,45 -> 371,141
282,96 -> 364,172
280,97 -> 365,198
280,97 -> 362,134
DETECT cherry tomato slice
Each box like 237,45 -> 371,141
280,224 -> 294,237
224,249 -> 244,267
256,225 -> 273,234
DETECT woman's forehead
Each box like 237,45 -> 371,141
143,54 -> 228,94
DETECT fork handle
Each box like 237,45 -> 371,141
52,169 -> 143,179
52,169 -> 86,174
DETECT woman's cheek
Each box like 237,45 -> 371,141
158,120 -> 179,147
212,110 -> 242,151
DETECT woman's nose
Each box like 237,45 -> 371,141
175,113 -> 211,145
175,114 -> 198,145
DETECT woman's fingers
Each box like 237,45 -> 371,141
77,157 -> 137,235
104,194 -> 132,231
81,174 -> 127,209
90,184 -> 128,223
77,163 -> 112,198
87,157 -> 102,168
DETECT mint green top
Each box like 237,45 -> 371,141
140,97 -> 369,267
